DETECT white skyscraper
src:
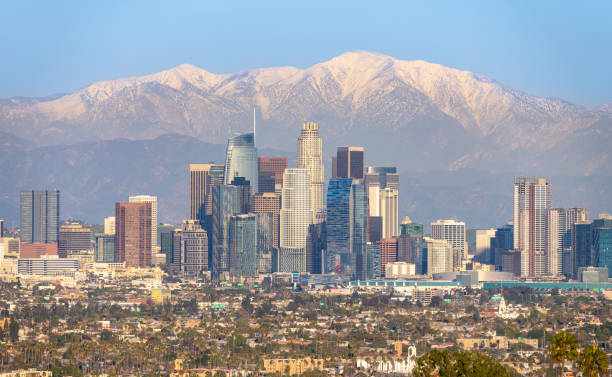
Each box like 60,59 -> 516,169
513,177 -> 551,277
104,216 -> 116,234
546,207 -> 588,276
431,219 -> 467,258
297,122 -> 325,219
424,237 -> 453,274
129,195 -> 158,251
380,187 -> 399,238
279,169 -> 312,271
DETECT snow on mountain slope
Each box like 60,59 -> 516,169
0,51 -> 609,175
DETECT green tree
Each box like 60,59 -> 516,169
9,317 -> 19,342
578,345 -> 608,377
549,331 -> 579,376
412,349 -> 513,377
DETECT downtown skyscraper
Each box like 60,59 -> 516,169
332,146 -> 364,179
20,190 -> 60,244
546,207 -> 588,276
258,157 -> 287,193
115,202 -> 152,268
513,177 -> 551,277
279,168 -> 313,272
189,163 -> 224,224
129,195 -> 158,251
224,132 -> 258,196
297,122 -> 325,218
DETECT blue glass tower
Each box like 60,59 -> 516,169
326,178 -> 352,274
224,132 -> 258,196
229,214 -> 257,277
351,181 -> 368,280
593,218 -> 612,278
573,222 -> 594,278
212,184 -> 242,278
491,224 -> 513,266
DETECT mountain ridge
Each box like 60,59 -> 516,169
0,51 -> 610,176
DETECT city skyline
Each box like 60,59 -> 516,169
1,4 -> 611,377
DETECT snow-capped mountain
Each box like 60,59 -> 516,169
0,51 -> 610,175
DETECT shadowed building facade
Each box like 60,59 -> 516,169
258,157 -> 287,193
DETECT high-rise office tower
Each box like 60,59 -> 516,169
380,188 -> 399,239
104,216 -> 115,235
129,195 -> 158,251
379,238 -> 398,277
224,132 -> 258,196
229,213 -> 257,277
165,227 -> 183,273
212,185 -> 242,277
258,157 -> 288,193
0,219 -> 4,238
400,217 -> 424,236
365,166 -> 399,190
366,242 -> 382,279
326,178 -> 353,273
251,193 -> 281,249
95,234 -> 115,262
279,169 -> 312,272
256,212 -> 274,254
491,224 -> 514,267
189,163 -> 224,223
115,202 -> 152,268
431,219 -> 467,259
334,146 -> 364,179
20,190 -> 60,243
547,208 -> 588,276
297,122 -> 325,217
230,177 -> 251,214
367,216 -> 383,243
325,177 -> 368,278
466,229 -> 497,264
424,237 -> 453,275
593,217 -> 612,278
351,181 -> 368,280
365,174 -> 380,216
513,177 -> 551,276
410,235 -> 425,274
180,220 -> 209,275
307,221 -> 326,274
58,223 -> 92,258
207,165 -> 225,215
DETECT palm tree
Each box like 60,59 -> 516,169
549,331 -> 579,377
578,345 -> 608,377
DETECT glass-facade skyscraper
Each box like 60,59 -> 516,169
229,214 -> 257,277
224,132 -> 258,196
326,178 -> 352,274
593,218 -> 612,278
20,190 -> 60,243
325,177 -> 367,279
212,184 -> 243,278
351,181 -> 368,280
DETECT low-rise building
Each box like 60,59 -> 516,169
263,357 -> 324,375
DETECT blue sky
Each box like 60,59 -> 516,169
1,1 -> 611,106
